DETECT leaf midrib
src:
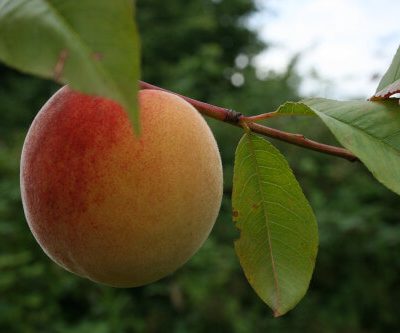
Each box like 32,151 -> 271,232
246,134 -> 281,315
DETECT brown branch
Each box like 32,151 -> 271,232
139,81 -> 359,162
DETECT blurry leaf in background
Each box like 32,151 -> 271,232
0,0 -> 140,130
136,0 -> 264,102
232,133 -> 318,316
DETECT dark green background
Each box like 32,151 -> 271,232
1,1 -> 400,332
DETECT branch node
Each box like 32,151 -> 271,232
224,109 -> 243,123
239,118 -> 251,133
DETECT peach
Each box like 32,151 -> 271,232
20,87 -> 223,287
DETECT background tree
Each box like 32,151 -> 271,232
0,0 -> 399,332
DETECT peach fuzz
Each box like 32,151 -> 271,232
20,87 -> 223,287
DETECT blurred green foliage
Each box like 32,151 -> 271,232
1,0 -> 400,332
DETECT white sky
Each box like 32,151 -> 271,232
250,0 -> 400,99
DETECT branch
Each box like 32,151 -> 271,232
139,81 -> 359,162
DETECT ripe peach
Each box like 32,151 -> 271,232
20,87 -> 223,287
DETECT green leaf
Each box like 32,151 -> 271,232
232,133 -> 318,316
275,101 -> 315,116
301,98 -> 400,195
376,44 -> 400,93
0,0 -> 141,132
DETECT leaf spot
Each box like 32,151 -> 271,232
92,52 -> 103,61
53,49 -> 69,82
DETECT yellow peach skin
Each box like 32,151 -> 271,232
20,87 -> 223,287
